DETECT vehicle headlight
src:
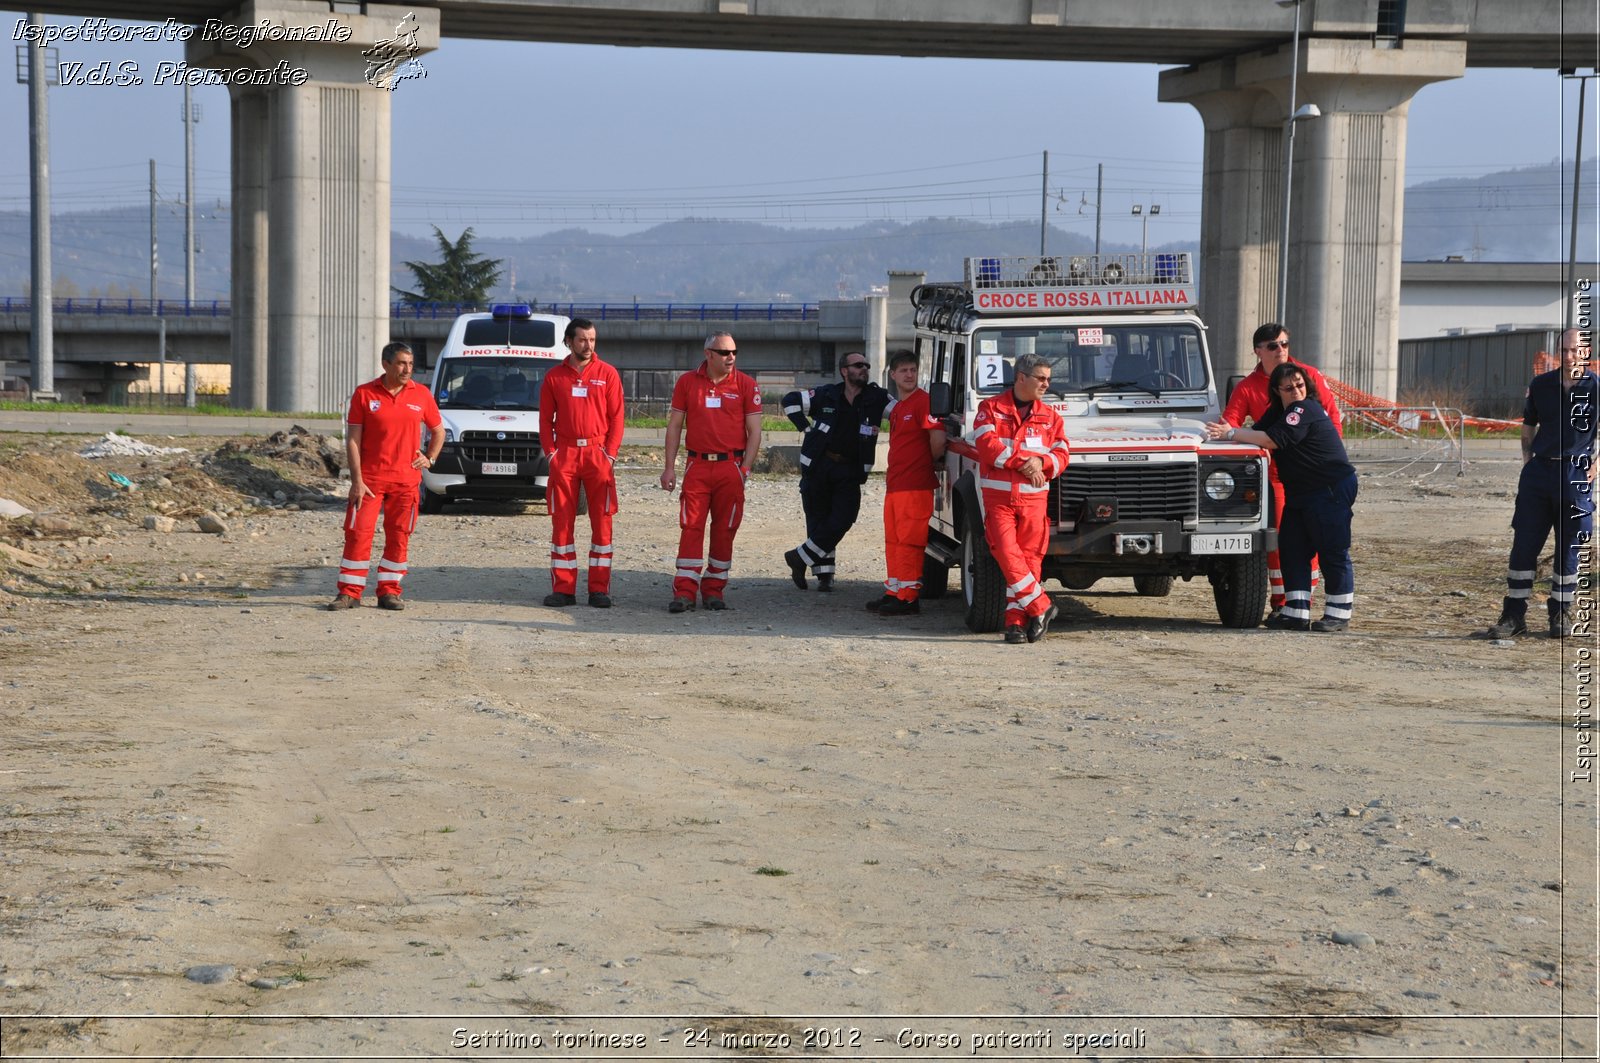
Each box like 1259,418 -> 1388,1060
1204,469 -> 1236,501
443,427 -> 455,443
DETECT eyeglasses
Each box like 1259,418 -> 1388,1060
843,362 -> 869,370
1258,340 -> 1290,351
1276,380 -> 1307,393
1027,375 -> 1052,385
708,348 -> 737,356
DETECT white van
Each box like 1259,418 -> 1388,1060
419,304 -> 572,514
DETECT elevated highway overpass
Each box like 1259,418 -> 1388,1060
15,1 -> 1597,409
0,299 -> 872,401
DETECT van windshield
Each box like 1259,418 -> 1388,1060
971,323 -> 1208,396
462,317 -> 558,348
434,358 -> 551,411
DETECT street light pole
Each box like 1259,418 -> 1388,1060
1562,69 -> 1594,332
1275,0 -> 1313,325
1132,203 -> 1161,259
22,13 -> 57,400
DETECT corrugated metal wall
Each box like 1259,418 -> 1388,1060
1398,327 -> 1557,417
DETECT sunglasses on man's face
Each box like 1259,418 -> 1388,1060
1259,340 -> 1289,352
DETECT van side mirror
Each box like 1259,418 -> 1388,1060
928,381 -> 953,418
1224,374 -> 1245,405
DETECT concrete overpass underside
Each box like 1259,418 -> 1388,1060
17,0 -> 1598,409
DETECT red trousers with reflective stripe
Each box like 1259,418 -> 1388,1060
674,460 -> 744,600
982,491 -> 1052,624
339,481 -> 418,599
882,489 -> 934,601
548,445 -> 618,595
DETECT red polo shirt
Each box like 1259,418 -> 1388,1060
671,362 -> 762,453
885,387 -> 942,492
346,377 -> 442,484
539,356 -> 625,455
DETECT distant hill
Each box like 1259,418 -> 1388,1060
421,218 -> 1161,304
1402,159 -> 1597,261
0,159 -> 1593,303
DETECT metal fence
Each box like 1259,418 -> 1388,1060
1339,405 -> 1466,476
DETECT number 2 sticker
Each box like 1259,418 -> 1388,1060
978,354 -> 1003,386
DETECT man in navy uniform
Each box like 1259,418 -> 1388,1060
782,351 -> 891,591
1487,328 -> 1597,639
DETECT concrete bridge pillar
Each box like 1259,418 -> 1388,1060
187,2 -> 438,412
1161,38 -> 1464,399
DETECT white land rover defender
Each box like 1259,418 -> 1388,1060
916,253 -> 1272,630
419,303 -> 573,514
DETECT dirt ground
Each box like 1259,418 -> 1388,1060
0,429 -> 1595,1061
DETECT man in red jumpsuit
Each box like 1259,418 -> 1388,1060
660,332 -> 764,612
1220,322 -> 1341,619
539,318 -> 626,608
972,352 -> 1071,644
332,342 -> 443,611
868,348 -> 946,616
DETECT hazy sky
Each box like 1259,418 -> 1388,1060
0,9 -> 1591,262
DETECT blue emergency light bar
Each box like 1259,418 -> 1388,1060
490,303 -> 533,319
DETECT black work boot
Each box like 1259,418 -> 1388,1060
1486,598 -> 1527,639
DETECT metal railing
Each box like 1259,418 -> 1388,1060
0,297 -> 820,321
1339,405 -> 1466,476
0,297 -> 230,317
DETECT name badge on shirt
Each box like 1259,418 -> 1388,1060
706,395 -> 723,408
1025,433 -> 1043,449
571,386 -> 588,398
860,424 -> 876,436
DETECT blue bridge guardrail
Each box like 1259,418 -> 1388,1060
1,298 -> 819,322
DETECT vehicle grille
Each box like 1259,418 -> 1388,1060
459,430 -> 540,464
1050,463 -> 1197,523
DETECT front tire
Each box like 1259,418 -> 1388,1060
961,525 -> 1006,633
1210,552 -> 1268,628
419,490 -> 445,515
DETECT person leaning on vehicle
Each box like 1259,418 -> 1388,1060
1220,322 -> 1341,620
660,332 -> 764,612
1207,362 -> 1356,632
867,348 -> 946,617
971,352 -> 1070,644
538,318 -> 625,609
331,341 -> 443,612
1486,328 -> 1597,640
781,351 -> 891,592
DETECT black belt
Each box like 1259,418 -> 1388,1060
822,450 -> 850,463
688,449 -> 744,462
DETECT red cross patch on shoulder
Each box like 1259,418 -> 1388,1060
1285,408 -> 1302,426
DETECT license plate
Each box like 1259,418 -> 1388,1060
1190,533 -> 1252,555
481,462 -> 517,475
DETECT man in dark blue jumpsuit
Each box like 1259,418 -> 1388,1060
782,352 -> 891,591
1488,329 -> 1597,640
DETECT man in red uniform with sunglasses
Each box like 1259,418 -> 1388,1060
1220,322 -> 1341,620
660,332 -> 764,612
331,342 -> 443,611
972,353 -> 1071,644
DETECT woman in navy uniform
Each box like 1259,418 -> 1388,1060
1207,362 -> 1357,632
